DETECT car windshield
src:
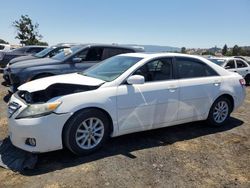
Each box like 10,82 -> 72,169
208,58 -> 226,66
80,56 -> 142,81
52,46 -> 82,61
34,47 -> 55,58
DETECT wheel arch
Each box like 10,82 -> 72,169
61,107 -> 114,146
213,93 -> 235,112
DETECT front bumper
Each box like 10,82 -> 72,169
8,94 -> 72,153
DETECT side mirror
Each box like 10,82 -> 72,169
72,57 -> 82,63
127,75 -> 145,85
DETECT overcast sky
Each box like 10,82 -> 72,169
0,0 -> 250,48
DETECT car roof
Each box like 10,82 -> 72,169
208,57 -> 242,61
70,43 -> 144,51
118,52 -> 209,59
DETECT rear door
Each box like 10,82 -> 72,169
235,59 -> 249,77
224,60 -> 237,73
175,57 -> 221,121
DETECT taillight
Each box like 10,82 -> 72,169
239,79 -> 246,86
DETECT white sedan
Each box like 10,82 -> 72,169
208,57 -> 250,85
8,53 -> 246,155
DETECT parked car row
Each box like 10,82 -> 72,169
0,45 -> 47,69
7,52 -> 246,155
208,57 -> 250,85
2,44 -> 143,91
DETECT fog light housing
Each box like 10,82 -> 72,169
25,138 -> 36,147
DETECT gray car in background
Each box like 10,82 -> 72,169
8,44 -> 76,65
0,45 -> 46,68
4,44 -> 144,91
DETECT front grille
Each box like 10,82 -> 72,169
8,102 -> 21,118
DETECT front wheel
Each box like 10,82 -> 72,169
207,97 -> 232,126
63,109 -> 110,155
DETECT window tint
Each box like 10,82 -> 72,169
101,48 -> 133,60
236,60 -> 247,68
49,48 -> 67,57
133,58 -> 172,82
26,47 -> 44,54
73,49 -> 88,62
225,60 -> 235,69
85,47 -> 104,61
176,57 -> 218,79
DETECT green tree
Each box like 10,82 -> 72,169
222,44 -> 228,55
181,47 -> 186,53
0,39 -> 9,44
12,15 -> 47,46
232,45 -> 240,56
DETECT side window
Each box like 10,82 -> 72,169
133,58 -> 172,82
49,48 -> 65,57
176,57 -> 218,79
73,49 -> 88,62
236,60 -> 248,68
225,60 -> 235,69
101,48 -> 133,60
85,47 -> 104,61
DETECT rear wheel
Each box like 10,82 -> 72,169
207,97 -> 232,126
63,109 -> 110,155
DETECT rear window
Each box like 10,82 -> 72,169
208,59 -> 225,66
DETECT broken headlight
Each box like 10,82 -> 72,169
16,101 -> 62,118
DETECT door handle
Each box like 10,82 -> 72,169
168,85 -> 177,92
214,81 -> 221,86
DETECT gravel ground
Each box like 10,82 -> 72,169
0,74 -> 249,188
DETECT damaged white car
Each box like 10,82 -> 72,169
8,53 -> 246,155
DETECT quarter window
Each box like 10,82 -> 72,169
176,57 -> 218,79
133,58 -> 172,82
225,60 -> 235,69
102,48 -> 133,60
236,60 -> 248,68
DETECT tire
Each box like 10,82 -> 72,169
63,109 -> 110,155
244,74 -> 250,86
207,97 -> 232,126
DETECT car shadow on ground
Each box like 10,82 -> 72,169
21,116 -> 243,176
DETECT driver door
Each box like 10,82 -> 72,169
73,47 -> 104,71
116,58 -> 179,134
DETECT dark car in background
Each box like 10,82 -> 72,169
8,44 -> 75,65
0,45 -> 46,68
4,44 -> 144,91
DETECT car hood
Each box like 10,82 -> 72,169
9,55 -> 38,64
18,73 -> 105,92
10,58 -> 60,69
